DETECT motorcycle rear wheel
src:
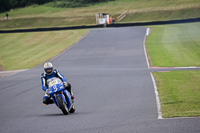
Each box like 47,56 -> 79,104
69,104 -> 75,113
57,96 -> 69,115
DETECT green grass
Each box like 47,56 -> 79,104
147,22 -> 200,118
0,30 -> 88,70
146,22 -> 200,67
0,0 -> 200,29
122,7 -> 200,22
0,17 -> 95,29
153,71 -> 200,118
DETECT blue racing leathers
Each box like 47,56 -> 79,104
41,69 -> 67,92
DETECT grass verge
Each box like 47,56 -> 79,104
146,22 -> 200,67
122,7 -> 200,23
153,71 -> 200,118
147,22 -> 200,118
0,29 -> 88,70
0,0 -> 200,29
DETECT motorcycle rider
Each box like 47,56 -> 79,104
41,62 -> 74,105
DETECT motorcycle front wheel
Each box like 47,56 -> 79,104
57,96 -> 69,115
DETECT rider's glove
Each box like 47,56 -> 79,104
46,89 -> 49,95
63,82 -> 68,87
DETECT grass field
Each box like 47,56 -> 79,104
0,30 -> 88,70
146,22 -> 200,118
122,6 -> 200,23
146,22 -> 200,67
153,71 -> 200,118
0,0 -> 200,29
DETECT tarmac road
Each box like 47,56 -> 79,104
0,27 -> 200,133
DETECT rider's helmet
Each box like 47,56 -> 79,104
44,62 -> 53,75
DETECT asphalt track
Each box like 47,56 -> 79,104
0,27 -> 200,133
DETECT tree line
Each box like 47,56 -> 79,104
0,0 -> 114,12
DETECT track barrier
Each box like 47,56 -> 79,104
0,17 -> 200,33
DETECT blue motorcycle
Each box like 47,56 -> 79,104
47,78 -> 75,115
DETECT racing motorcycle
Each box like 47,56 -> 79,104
47,77 -> 75,115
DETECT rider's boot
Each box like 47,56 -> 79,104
43,95 -> 54,105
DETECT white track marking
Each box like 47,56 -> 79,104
174,66 -> 200,69
146,27 -> 151,36
143,27 -> 163,119
150,73 -> 163,119
162,116 -> 200,120
151,66 -> 200,69
143,28 -> 150,68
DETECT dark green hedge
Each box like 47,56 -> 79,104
0,0 -> 114,12
0,0 -> 52,12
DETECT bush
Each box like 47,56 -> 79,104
0,0 -> 115,12
0,0 -> 53,12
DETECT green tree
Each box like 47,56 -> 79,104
0,0 -> 10,12
0,0 -> 114,12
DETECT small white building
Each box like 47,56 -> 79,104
96,13 -> 109,25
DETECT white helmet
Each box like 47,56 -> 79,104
44,62 -> 53,75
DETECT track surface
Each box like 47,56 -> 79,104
0,27 -> 200,133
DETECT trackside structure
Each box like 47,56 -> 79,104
96,13 -> 109,24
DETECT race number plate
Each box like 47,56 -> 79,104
49,80 -> 58,86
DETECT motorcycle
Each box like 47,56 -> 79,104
47,77 -> 75,115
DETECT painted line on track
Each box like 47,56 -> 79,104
150,73 -> 163,119
143,27 -> 150,69
151,66 -> 200,69
143,27 -> 163,119
162,116 -> 200,120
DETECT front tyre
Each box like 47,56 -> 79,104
57,96 -> 69,115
